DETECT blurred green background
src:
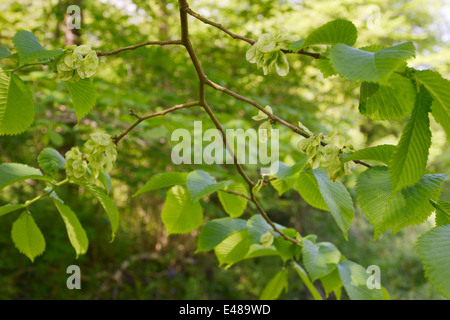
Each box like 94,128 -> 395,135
0,0 -> 449,299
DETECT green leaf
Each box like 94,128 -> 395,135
329,42 -> 415,84
320,268 -> 343,299
244,244 -> 279,260
302,239 -> 341,281
316,59 -> 337,78
11,212 -> 46,262
12,30 -> 63,65
52,198 -> 88,258
65,79 -> 96,121
161,185 -> 202,235
288,39 -> 304,52
82,183 -> 119,241
342,145 -> 395,165
270,160 -> 307,196
270,177 -> 297,196
300,19 -> 357,50
214,229 -> 250,266
416,225 -> 450,298
292,262 -> 323,300
273,228 -> 301,262
196,217 -> 247,253
133,172 -> 188,197
252,106 -> 272,121
98,172 -> 112,195
0,163 -> 51,190
259,268 -> 289,300
359,74 -> 417,120
0,72 -> 35,136
218,182 -> 248,218
38,148 -> 66,177
274,159 -> 307,179
431,200 -> 450,227
337,260 -> 384,300
390,89 -> 432,191
416,70 -> 450,141
313,169 -> 354,239
260,231 -> 274,248
0,204 -> 25,217
247,214 -> 285,243
357,166 -> 446,238
296,170 -> 328,211
186,170 -> 231,202
0,47 -> 12,59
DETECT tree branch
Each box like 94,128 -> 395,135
185,7 -> 255,45
113,101 -> 200,145
205,79 -> 373,168
186,6 -> 325,59
97,40 -> 183,57
178,0 -> 300,247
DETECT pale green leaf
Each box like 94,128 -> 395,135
38,148 -> 66,176
259,268 -> 289,300
288,39 -> 304,52
313,169 -> 354,239
292,262 -> 323,300
300,19 -> 357,49
12,30 -> 63,65
357,166 -> 446,238
98,172 -> 112,195
271,159 -> 307,195
65,79 -> 96,121
218,182 -> 248,218
196,217 -> 247,253
296,170 -> 329,211
416,225 -> 450,298
320,268 -> 343,299
302,239 -> 341,281
272,228 -> 302,262
258,120 -> 272,143
260,231 -> 274,248
247,214 -> 285,244
53,198 -> 88,258
316,59 -> 337,78
390,89 -> 432,191
342,145 -> 395,165
161,185 -> 202,235
0,72 -> 35,135
0,163 -> 51,190
82,183 -> 119,241
359,73 -> 416,120
0,204 -> 25,217
270,176 -> 296,196
329,42 -> 415,84
11,212 -> 46,262
274,158 -> 307,179
0,47 -> 11,59
337,260 -> 384,300
133,172 -> 188,197
214,229 -> 250,266
431,200 -> 450,227
416,70 -> 450,141
186,170 -> 231,202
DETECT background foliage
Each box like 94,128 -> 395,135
0,0 -> 449,299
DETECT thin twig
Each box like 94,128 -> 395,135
205,79 -> 373,168
218,189 -> 251,201
113,101 -> 200,144
186,6 -> 325,59
97,40 -> 183,57
185,7 -> 255,45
